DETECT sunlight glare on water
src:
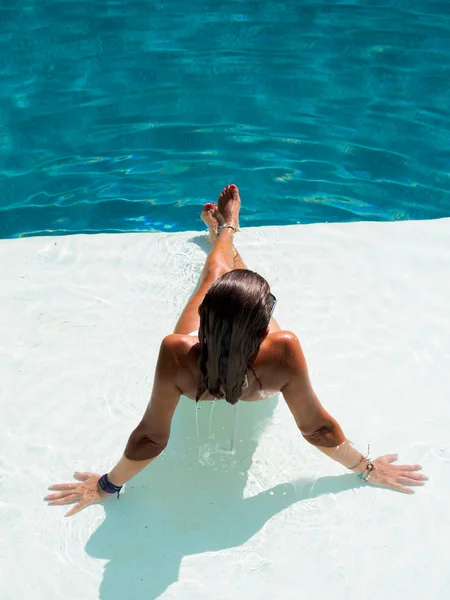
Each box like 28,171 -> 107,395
1,0 -> 450,237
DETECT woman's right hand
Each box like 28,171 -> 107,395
45,472 -> 109,517
366,454 -> 428,493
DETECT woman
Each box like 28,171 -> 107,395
46,184 -> 427,516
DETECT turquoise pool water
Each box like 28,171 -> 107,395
1,0 -> 449,238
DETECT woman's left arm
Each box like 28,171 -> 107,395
279,332 -> 427,493
46,335 -> 182,516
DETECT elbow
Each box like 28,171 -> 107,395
124,427 -> 168,461
302,425 -> 339,448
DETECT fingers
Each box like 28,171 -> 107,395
47,494 -> 79,506
380,460 -> 422,471
46,490 -> 80,502
397,477 -> 424,487
391,482 -> 415,494
73,472 -> 95,481
399,471 -> 427,482
65,502 -> 87,518
397,464 -> 422,472
48,473 -> 94,490
388,470 -> 428,493
381,456 -> 425,473
383,454 -> 399,463
46,473 -> 100,517
48,483 -> 78,492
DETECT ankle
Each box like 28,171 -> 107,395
218,224 -> 240,235
215,228 -> 234,244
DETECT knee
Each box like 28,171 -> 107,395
203,263 -> 229,283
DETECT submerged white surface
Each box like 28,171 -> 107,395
1,219 -> 450,600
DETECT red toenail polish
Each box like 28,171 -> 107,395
230,184 -> 236,189
204,203 -> 214,210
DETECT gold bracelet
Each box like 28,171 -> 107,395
362,461 -> 375,481
358,460 -> 375,481
348,454 -> 365,470
348,444 -> 371,470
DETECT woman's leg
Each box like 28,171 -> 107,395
173,185 -> 239,335
230,247 -> 281,333
173,185 -> 280,335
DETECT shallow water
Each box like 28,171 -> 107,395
1,0 -> 450,238
2,221 -> 449,599
0,219 -> 450,600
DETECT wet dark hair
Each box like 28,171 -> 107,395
196,269 -> 273,405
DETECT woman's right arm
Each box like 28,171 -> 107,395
107,333 -> 182,484
46,335 -> 182,516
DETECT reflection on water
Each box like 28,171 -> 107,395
2,0 -> 450,238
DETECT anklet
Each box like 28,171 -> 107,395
218,224 -> 240,234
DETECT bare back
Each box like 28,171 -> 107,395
172,330 -> 294,402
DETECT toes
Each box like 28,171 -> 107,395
217,184 -> 238,206
213,208 -> 225,226
201,203 -> 219,223
219,185 -> 232,198
223,184 -> 238,195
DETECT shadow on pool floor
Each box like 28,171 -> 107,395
86,395 -> 360,599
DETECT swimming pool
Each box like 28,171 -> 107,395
1,0 -> 450,238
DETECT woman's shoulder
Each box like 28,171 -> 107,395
159,333 -> 198,357
160,329 -> 304,370
262,330 -> 307,376
268,329 -> 298,342
160,330 -> 304,398
162,330 -> 301,356
265,329 -> 301,354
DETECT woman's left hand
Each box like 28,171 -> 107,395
45,472 -> 108,517
368,454 -> 428,493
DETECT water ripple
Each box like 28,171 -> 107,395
1,0 -> 450,237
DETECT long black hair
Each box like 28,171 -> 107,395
196,269 -> 273,405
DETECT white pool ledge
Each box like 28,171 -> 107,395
1,219 -> 450,600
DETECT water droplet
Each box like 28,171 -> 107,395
237,548 -> 270,574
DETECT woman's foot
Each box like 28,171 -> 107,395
201,185 -> 241,244
201,202 -> 221,243
217,184 -> 241,231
